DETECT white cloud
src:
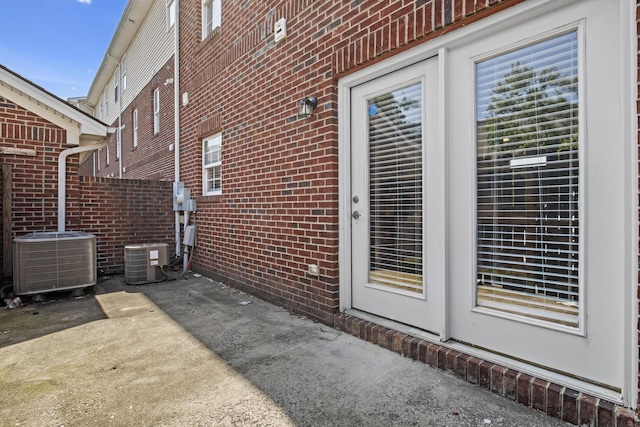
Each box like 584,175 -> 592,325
77,0 -> 92,4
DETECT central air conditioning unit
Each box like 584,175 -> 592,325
13,231 -> 97,295
124,243 -> 169,285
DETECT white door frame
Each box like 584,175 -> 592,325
338,0 -> 637,407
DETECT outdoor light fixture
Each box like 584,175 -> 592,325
298,96 -> 317,118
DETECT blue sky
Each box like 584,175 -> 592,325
1,0 -> 128,100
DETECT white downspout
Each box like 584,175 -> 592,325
58,141 -> 108,232
174,0 -> 181,257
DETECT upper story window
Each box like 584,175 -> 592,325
203,133 -> 222,195
133,109 -> 139,148
153,88 -> 160,134
114,72 -> 119,103
116,126 -> 121,160
121,55 -> 127,92
167,0 -> 176,30
202,0 -> 221,40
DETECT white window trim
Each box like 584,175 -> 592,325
153,88 -> 160,134
133,109 -> 138,148
202,133 -> 222,196
202,0 -> 221,40
337,0 -> 636,407
114,71 -> 119,103
121,54 -> 127,92
116,126 -> 121,160
167,0 -> 176,30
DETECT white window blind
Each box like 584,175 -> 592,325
475,31 -> 580,327
368,82 -> 423,293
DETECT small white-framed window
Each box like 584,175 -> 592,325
106,145 -> 110,166
116,126 -> 121,160
203,133 -> 222,195
202,0 -> 221,40
153,88 -> 160,134
96,148 -> 101,172
114,72 -> 119,103
133,109 -> 138,148
167,0 -> 176,30
121,55 -> 127,92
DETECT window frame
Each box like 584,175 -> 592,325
202,0 -> 221,40
153,88 -> 160,134
202,133 -> 222,196
114,71 -> 119,103
167,0 -> 176,30
473,30 -> 582,329
133,109 -> 138,148
121,55 -> 127,92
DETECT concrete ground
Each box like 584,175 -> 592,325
0,274 -> 570,426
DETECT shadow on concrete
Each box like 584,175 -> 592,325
0,273 -> 570,426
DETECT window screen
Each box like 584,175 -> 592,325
476,31 -> 580,327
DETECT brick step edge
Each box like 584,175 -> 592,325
333,313 -> 638,427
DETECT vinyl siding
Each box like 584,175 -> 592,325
98,0 -> 174,126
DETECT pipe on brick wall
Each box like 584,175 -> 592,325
173,0 -> 181,257
57,141 -> 108,232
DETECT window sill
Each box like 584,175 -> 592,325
200,26 -> 221,50
196,194 -> 222,204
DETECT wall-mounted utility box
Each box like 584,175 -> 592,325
274,18 -> 287,43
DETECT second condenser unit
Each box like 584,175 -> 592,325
124,243 -> 169,285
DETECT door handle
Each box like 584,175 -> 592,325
352,211 -> 361,220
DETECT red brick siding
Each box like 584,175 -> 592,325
178,0 -> 524,322
72,177 -> 174,272
0,97 -> 70,235
175,0 -> 640,423
1,96 -> 174,276
79,60 -> 176,181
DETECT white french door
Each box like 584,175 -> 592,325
350,57 -> 442,334
341,0 -> 632,401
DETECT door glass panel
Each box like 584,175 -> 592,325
368,82 -> 423,293
476,31 -> 580,327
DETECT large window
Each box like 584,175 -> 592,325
202,0 -> 221,39
203,134 -> 222,195
133,109 -> 138,148
153,88 -> 160,134
475,31 -> 580,327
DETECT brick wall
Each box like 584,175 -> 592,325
1,95 -> 175,276
0,96 -> 70,236
71,177 -> 174,272
178,0 -> 524,322
174,0 -> 640,423
79,59 -> 176,182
